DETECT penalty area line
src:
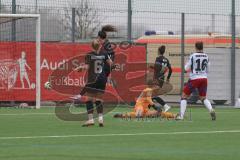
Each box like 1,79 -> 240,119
1,130 -> 240,140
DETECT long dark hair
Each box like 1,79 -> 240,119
98,25 -> 117,39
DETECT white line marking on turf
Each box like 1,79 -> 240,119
0,110 -> 238,117
0,113 -> 55,116
0,111 -> 236,116
1,130 -> 240,140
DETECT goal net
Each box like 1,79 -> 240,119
0,14 -> 41,109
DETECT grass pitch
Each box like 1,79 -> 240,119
0,106 -> 240,160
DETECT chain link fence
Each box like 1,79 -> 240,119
0,0 -> 128,41
1,0 -> 240,42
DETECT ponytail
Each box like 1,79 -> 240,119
98,25 -> 117,39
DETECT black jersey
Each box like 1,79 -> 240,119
101,40 -> 115,77
85,51 -> 109,83
154,56 -> 172,80
102,39 -> 115,61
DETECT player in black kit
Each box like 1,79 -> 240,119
97,25 -> 117,77
151,45 -> 172,112
72,25 -> 117,100
77,39 -> 113,127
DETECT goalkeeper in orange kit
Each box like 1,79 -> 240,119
114,86 -> 176,119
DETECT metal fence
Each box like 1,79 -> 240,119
0,0 -> 239,105
1,0 -> 240,42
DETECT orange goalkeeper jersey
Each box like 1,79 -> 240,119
134,88 -> 154,114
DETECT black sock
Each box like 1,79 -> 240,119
95,101 -> 103,114
152,97 -> 166,106
151,105 -> 162,112
86,101 -> 94,114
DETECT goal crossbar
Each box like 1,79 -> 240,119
0,14 -> 40,18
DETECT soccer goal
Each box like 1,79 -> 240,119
0,14 -> 41,109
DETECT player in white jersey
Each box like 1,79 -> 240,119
18,51 -> 31,88
176,42 -> 216,120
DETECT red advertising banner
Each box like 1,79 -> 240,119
0,42 -> 147,103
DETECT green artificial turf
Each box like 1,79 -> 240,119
0,107 -> 240,160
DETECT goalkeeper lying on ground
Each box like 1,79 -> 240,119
114,87 -> 176,119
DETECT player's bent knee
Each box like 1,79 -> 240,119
200,96 -> 206,102
95,100 -> 103,105
95,93 -> 104,99
85,93 -> 95,101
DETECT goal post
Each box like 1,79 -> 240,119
0,14 -> 41,109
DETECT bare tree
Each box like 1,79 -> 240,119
62,0 -> 103,40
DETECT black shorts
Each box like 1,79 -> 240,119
155,77 -> 165,88
84,77 -> 107,94
104,65 -> 111,77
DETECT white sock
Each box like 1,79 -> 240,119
203,99 -> 213,112
163,104 -> 171,112
180,99 -> 187,118
88,114 -> 94,123
98,114 -> 103,122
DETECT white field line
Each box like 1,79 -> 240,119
0,111 -> 238,116
0,113 -> 55,116
0,130 -> 240,140
109,111 -> 238,114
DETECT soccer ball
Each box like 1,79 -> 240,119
44,81 -> 52,90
